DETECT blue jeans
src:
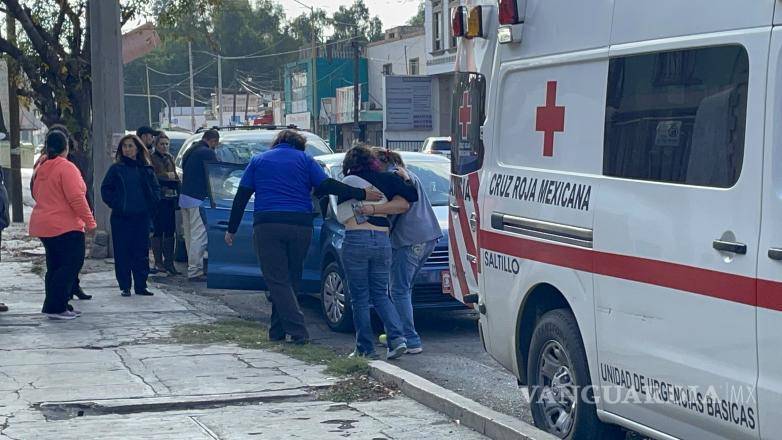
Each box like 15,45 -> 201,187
390,239 -> 437,349
343,230 -> 406,356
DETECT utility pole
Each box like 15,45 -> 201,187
244,90 -> 250,124
6,15 -> 22,223
89,0 -> 125,255
232,88 -> 237,125
217,54 -> 223,126
145,64 -> 152,126
167,89 -> 173,128
352,26 -> 361,143
311,14 -> 318,135
188,41 -> 196,131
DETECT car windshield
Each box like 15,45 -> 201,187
169,138 -> 186,158
430,140 -> 451,151
329,160 -> 450,207
215,135 -> 332,165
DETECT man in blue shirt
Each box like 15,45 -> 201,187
224,130 -> 381,344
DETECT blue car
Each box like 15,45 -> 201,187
203,151 -> 462,332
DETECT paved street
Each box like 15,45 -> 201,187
0,223 -> 488,440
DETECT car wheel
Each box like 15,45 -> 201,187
528,309 -> 624,440
321,262 -> 354,332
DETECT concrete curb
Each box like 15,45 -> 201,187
369,361 -> 558,440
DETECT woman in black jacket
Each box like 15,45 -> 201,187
101,135 -> 160,297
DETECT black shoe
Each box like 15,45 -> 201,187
135,289 -> 154,296
269,333 -> 286,342
165,265 -> 180,276
66,303 -> 74,312
285,335 -> 309,345
149,267 -> 159,274
72,288 -> 92,300
121,289 -> 131,297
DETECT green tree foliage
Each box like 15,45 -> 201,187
330,0 -> 384,43
407,1 -> 425,27
0,0 -> 221,151
125,0 -> 302,129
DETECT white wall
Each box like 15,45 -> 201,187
367,34 -> 426,110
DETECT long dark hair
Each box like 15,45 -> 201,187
45,128 -> 70,159
342,145 -> 382,176
115,134 -> 151,165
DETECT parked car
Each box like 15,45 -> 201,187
421,136 -> 452,159
165,130 -> 192,158
203,151 -> 462,332
174,126 -> 333,172
173,126 -> 334,262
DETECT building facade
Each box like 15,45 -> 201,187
424,0 -> 458,142
284,42 -> 369,142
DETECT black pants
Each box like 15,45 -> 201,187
152,199 -> 176,237
111,213 -> 151,292
253,223 -> 312,340
40,231 -> 85,314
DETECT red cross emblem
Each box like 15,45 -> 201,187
535,81 -> 565,157
458,91 -> 472,140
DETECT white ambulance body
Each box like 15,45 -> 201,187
449,1 -> 782,439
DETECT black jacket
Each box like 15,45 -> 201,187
101,156 -> 161,217
0,170 -> 8,230
181,140 -> 217,200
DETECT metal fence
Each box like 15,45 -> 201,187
385,139 -> 424,152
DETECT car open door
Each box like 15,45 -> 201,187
447,72 -> 486,305
204,162 -> 263,290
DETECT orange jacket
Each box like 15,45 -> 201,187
29,156 -> 96,238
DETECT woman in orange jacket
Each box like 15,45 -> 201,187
29,128 -> 97,320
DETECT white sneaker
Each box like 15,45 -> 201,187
46,311 -> 79,320
405,347 -> 423,355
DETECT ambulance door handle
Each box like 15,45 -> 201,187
469,213 -> 477,231
450,203 -> 461,213
712,240 -> 747,255
768,248 -> 782,261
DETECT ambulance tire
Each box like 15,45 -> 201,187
528,309 -> 624,440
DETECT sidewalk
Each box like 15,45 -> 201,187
0,225 -> 487,439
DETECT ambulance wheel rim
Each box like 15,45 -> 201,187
537,340 -> 577,438
323,271 -> 345,324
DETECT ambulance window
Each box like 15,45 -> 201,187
603,45 -> 748,188
451,73 -> 486,176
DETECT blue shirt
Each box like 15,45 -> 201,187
239,144 -> 328,214
178,194 -> 203,209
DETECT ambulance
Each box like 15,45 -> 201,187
447,1 -> 782,439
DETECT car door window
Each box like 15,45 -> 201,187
206,162 -> 253,210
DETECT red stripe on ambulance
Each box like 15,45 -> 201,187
480,230 -> 782,311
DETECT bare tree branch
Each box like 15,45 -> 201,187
1,0 -> 61,70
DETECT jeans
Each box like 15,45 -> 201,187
342,230 -> 406,356
390,239 -> 437,349
253,223 -> 312,341
182,206 -> 207,278
40,231 -> 85,314
111,213 -> 151,293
